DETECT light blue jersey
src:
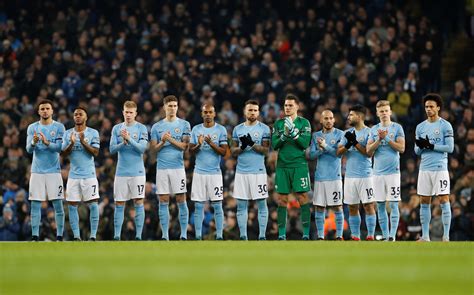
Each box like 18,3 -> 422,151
110,122 -> 148,177
232,121 -> 270,174
340,127 -> 372,178
62,127 -> 100,179
415,118 -> 454,171
370,122 -> 405,175
309,128 -> 344,181
151,118 -> 191,169
26,121 -> 65,174
190,123 -> 228,174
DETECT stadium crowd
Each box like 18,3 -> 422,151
0,0 -> 473,241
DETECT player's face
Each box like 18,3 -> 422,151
38,103 -> 53,120
244,104 -> 259,122
284,99 -> 298,117
376,105 -> 392,122
123,107 -> 137,123
320,111 -> 334,130
164,101 -> 178,117
347,111 -> 360,126
73,109 -> 87,125
424,100 -> 440,118
201,105 -> 216,123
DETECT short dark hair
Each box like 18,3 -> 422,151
36,99 -> 54,111
285,93 -> 299,104
74,106 -> 88,115
349,104 -> 367,116
245,100 -> 259,107
423,93 -> 443,109
163,95 -> 178,105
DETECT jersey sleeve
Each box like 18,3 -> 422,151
396,124 -> 405,139
414,124 -> 422,155
183,121 -> 191,137
433,121 -> 454,153
91,129 -> 100,149
62,130 -> 70,151
48,123 -> 65,152
232,126 -> 239,143
219,126 -> 228,146
190,126 -> 198,144
262,124 -> 271,142
150,124 -> 159,142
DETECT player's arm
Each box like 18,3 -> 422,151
205,133 -> 228,156
366,138 -> 379,156
293,121 -> 311,150
433,123 -> 454,153
61,131 -> 74,157
80,132 -> 99,157
109,127 -> 125,154
128,129 -> 148,154
336,134 -> 349,156
188,129 -> 202,155
387,136 -> 405,153
414,126 -> 423,155
251,139 -> 269,155
45,125 -> 65,152
307,134 -> 321,160
271,122 -> 287,150
231,138 -> 243,157
354,142 -> 370,157
166,134 -> 189,151
26,125 -> 37,154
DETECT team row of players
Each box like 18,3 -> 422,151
26,93 -> 454,241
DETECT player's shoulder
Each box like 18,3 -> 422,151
216,123 -> 227,132
65,127 -> 74,133
370,123 -> 380,131
87,127 -> 100,135
151,120 -> 163,129
439,118 -> 453,128
296,116 -> 310,124
52,120 -> 66,129
257,121 -> 270,130
191,123 -> 203,131
234,122 -> 245,130
344,127 -> 354,133
178,117 -> 190,125
333,128 -> 344,136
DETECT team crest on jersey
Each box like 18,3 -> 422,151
133,133 -> 138,139
84,137 -> 89,143
212,134 -> 218,140
389,133 -> 394,139
175,128 -> 181,134
434,129 -> 440,135
330,139 -> 336,145
50,131 -> 56,137
253,132 -> 259,138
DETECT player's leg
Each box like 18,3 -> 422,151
29,173 -> 46,241
191,172 -> 206,240
156,170 -> 170,240
172,168 -> 189,240
68,202 -> 81,240
435,170 -> 451,241
132,176 -> 146,240
236,199 -> 249,240
328,180 -> 344,240
373,175 -> 389,240
313,181 -> 326,240
86,200 -> 99,241
387,174 -> 401,241
417,171 -> 433,241
158,194 -> 170,240
81,178 -> 100,241
344,178 -> 361,240
360,177 -> 376,240
209,174 -> 224,240
176,194 -> 189,240
47,173 -> 65,241
293,168 -> 311,240
233,173 -> 250,240
113,176 -> 128,240
256,198 -> 268,240
66,178 -> 82,240
275,168 -> 291,240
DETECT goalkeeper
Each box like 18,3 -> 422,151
271,94 -> 312,240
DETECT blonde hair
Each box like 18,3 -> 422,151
376,100 -> 390,109
123,100 -> 137,109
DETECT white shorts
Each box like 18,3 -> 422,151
66,178 -> 100,202
344,177 -> 375,205
29,173 -> 64,201
156,168 -> 187,195
233,173 -> 269,200
373,174 -> 401,202
114,176 -> 146,202
191,172 -> 223,202
313,180 -> 343,207
417,170 -> 450,196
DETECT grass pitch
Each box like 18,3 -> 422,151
0,241 -> 472,295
